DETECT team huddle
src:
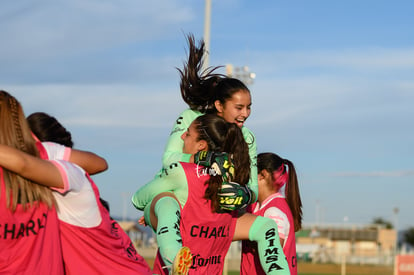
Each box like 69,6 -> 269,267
0,34 -> 302,275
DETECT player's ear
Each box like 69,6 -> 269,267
214,100 -> 224,114
198,140 -> 208,151
259,170 -> 271,181
258,170 -> 266,180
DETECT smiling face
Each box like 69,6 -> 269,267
215,90 -> 251,128
181,121 -> 207,155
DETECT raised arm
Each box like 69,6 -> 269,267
0,144 -> 64,188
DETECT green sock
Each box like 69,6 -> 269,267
153,197 -> 182,266
249,216 -> 290,274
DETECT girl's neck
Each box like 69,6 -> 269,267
258,188 -> 277,204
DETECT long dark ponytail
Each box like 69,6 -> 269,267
257,152 -> 303,231
178,34 -> 224,112
194,114 -> 250,212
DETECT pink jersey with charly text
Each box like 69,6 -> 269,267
152,162 -> 238,274
0,168 -> 64,274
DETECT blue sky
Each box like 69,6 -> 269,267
1,0 -> 413,230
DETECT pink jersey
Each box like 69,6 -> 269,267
241,194 -> 297,275
58,175 -> 152,275
0,168 -> 64,275
37,142 -> 152,275
153,162 -> 237,274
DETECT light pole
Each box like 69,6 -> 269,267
202,0 -> 211,72
393,207 -> 399,256
203,1 -> 255,86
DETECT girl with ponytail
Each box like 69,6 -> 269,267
241,152 -> 303,275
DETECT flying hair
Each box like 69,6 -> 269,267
177,33 -> 225,112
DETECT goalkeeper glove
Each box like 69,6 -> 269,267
194,151 -> 235,182
218,182 -> 252,211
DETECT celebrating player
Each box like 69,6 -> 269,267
132,114 -> 290,275
241,152 -> 303,275
161,33 -> 258,209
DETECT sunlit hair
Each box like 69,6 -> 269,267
0,90 -> 55,211
27,112 -> 74,148
178,33 -> 251,114
193,114 -> 250,212
257,152 -> 303,231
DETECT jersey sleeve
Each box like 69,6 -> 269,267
49,160 -> 101,227
242,127 -> 258,202
132,162 -> 189,211
42,141 -> 72,160
161,109 -> 202,168
263,206 -> 290,241
49,160 -> 86,194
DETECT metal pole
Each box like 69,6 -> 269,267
203,0 -> 211,72
341,254 -> 346,275
393,208 -> 399,256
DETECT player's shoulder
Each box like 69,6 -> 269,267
41,141 -> 69,160
42,141 -> 65,151
241,126 -> 256,145
171,109 -> 202,132
179,108 -> 202,120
